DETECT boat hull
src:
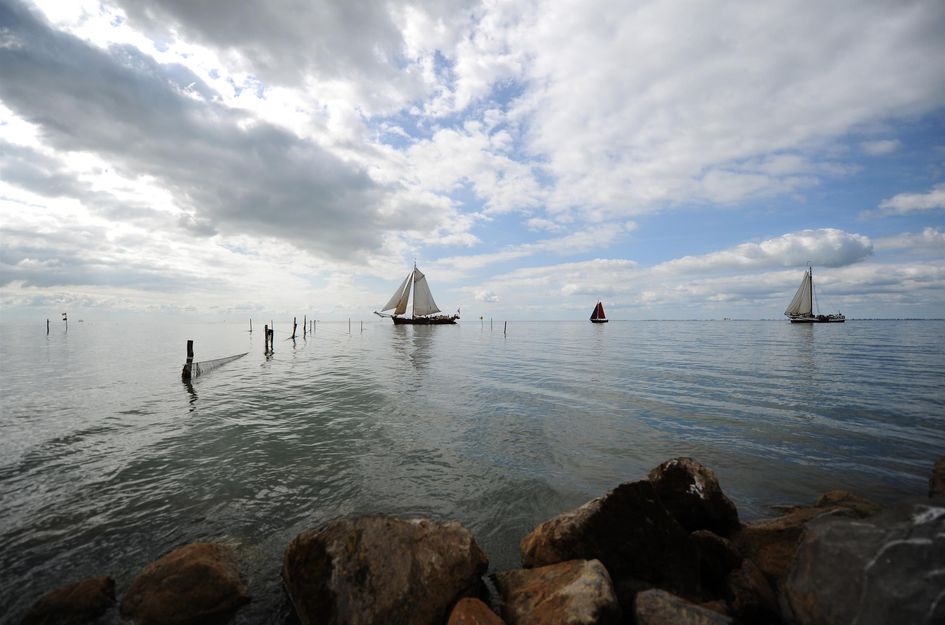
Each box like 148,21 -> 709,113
591,319 -> 608,323
789,315 -> 845,323
391,315 -> 459,325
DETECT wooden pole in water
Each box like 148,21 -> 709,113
269,327 -> 274,352
348,318 -> 351,334
504,321 -> 507,336
249,319 -> 252,333
303,315 -> 307,338
47,319 -> 49,334
264,325 -> 269,353
292,317 -> 297,340
182,339 -> 194,380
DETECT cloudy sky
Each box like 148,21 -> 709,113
1,0 -> 943,321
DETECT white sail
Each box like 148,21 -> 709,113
381,272 -> 413,314
411,268 -> 441,317
785,271 -> 812,316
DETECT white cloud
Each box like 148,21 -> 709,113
860,139 -> 901,156
875,227 -> 945,253
864,183 -> 945,218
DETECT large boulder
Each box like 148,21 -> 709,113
282,515 -> 488,625
930,455 -> 945,498
735,491 -> 880,585
19,576 -> 115,625
690,530 -> 741,599
724,558 -> 778,623
447,598 -> 506,625
634,589 -> 733,625
120,543 -> 249,625
647,458 -> 740,538
493,559 -> 620,625
520,480 -> 700,600
783,500 -> 945,625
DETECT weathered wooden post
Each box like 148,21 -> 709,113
249,319 -> 253,333
269,327 -> 274,352
504,321 -> 507,336
182,340 -> 194,380
303,315 -> 307,338
291,317 -> 297,340
47,319 -> 49,334
264,325 -> 269,353
348,318 -> 351,334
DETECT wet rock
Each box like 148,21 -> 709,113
282,515 -> 488,625
930,455 -> 945,498
19,576 -> 115,625
734,491 -> 879,585
783,500 -> 945,625
634,589 -> 733,625
447,598 -> 505,625
120,542 -> 249,625
648,458 -> 741,538
690,530 -> 741,598
725,558 -> 778,624
494,559 -> 620,625
520,480 -> 700,599
813,490 -> 882,517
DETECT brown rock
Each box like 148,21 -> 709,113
735,491 -> 880,585
447,598 -> 505,625
725,558 -> 779,623
282,515 -> 488,625
634,589 -> 733,625
930,455 -> 945,498
648,458 -> 741,538
494,559 -> 620,625
119,543 -> 249,625
690,530 -> 741,599
19,576 -> 115,625
813,490 -> 882,517
520,480 -> 700,599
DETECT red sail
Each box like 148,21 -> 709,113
590,302 -> 606,320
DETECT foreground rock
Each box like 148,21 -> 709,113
931,455 -> 945,498
19,576 -> 115,625
494,559 -> 620,625
283,515 -> 487,625
648,458 -> 740,538
447,598 -> 505,625
520,480 -> 700,601
634,589 -> 732,625
735,490 -> 880,584
120,543 -> 249,625
783,499 -> 945,625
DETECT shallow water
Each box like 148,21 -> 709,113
1,319 -> 943,622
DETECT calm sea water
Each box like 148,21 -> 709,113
1,319 -> 943,622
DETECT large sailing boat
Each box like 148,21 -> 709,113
784,266 -> 845,323
375,264 -> 459,325
590,300 -> 608,323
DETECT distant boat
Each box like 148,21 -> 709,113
375,264 -> 459,325
784,266 -> 845,323
590,300 -> 608,323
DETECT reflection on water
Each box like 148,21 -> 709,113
0,320 -> 943,623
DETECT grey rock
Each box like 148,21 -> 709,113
19,576 -> 115,625
783,500 -> 945,625
930,455 -> 945,498
494,559 -> 620,625
282,515 -> 488,625
634,589 -> 733,625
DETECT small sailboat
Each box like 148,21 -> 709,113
784,266 -> 845,323
375,263 -> 459,325
590,300 -> 608,323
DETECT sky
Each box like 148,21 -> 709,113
0,0 -> 943,321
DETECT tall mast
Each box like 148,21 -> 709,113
809,266 -> 813,316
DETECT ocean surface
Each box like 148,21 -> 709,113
1,319 -> 943,622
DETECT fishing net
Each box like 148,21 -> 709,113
185,352 -> 247,379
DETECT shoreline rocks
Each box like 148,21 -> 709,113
18,453 -> 945,625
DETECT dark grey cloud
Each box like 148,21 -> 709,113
111,0 -> 472,101
0,0 -> 402,260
